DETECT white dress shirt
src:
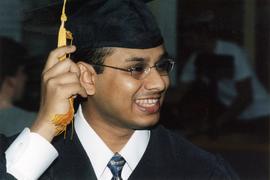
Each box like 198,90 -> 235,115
5,128 -> 58,180
5,106 -> 150,180
75,106 -> 150,180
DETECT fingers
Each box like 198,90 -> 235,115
46,81 -> 87,99
43,58 -> 80,82
40,45 -> 88,109
60,83 -> 88,98
31,46 -> 85,141
47,72 -> 79,85
44,45 -> 76,72
45,73 -> 87,98
42,45 -> 86,98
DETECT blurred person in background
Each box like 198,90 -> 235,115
177,13 -> 270,140
0,36 -> 36,136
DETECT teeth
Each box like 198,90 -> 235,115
135,99 -> 159,107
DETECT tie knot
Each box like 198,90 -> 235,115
107,153 -> 126,180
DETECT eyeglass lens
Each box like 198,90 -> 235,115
131,59 -> 174,79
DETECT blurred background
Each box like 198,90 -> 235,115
0,0 -> 269,179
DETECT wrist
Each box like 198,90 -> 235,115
30,117 -> 58,142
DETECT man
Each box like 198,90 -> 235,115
0,0 -> 238,179
0,37 -> 36,136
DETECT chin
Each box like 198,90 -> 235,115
131,114 -> 160,130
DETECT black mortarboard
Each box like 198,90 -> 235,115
24,0 -> 163,50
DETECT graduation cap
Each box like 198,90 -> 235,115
24,0 -> 163,50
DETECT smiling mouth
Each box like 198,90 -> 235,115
135,98 -> 161,114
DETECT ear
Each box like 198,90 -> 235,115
77,62 -> 96,95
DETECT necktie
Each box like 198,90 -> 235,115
107,153 -> 126,180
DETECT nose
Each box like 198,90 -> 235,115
143,68 -> 168,92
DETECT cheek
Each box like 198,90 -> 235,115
97,73 -> 141,105
95,74 -> 143,123
110,76 -> 141,101
124,80 -> 138,91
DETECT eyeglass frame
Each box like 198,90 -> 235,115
90,58 -> 175,80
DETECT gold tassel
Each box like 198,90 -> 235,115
52,0 -> 74,138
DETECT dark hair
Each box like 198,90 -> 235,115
0,37 -> 28,87
72,47 -> 114,73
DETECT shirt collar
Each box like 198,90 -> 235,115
74,106 -> 150,179
120,129 -> 150,171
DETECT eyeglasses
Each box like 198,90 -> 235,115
91,59 -> 175,80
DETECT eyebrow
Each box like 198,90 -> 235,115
125,57 -> 145,62
124,51 -> 169,63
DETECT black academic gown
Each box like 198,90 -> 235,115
0,125 -> 239,180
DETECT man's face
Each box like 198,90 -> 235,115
84,45 -> 170,130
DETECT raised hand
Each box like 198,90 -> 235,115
31,46 -> 87,141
